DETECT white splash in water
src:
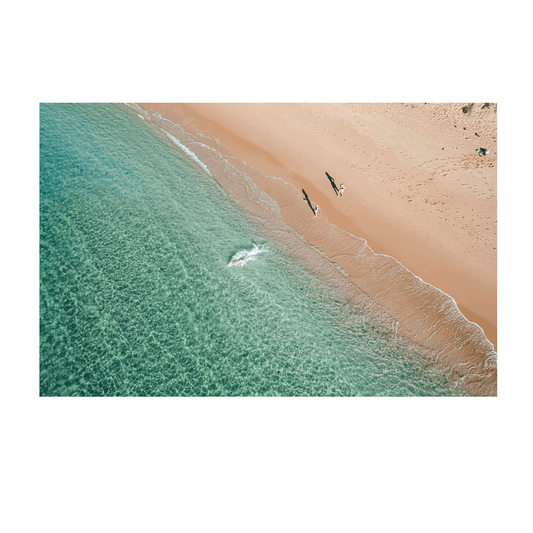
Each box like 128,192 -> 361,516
228,244 -> 268,267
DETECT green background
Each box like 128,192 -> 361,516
0,2 -> 520,532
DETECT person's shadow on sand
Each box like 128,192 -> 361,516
302,189 -> 317,215
325,172 -> 339,196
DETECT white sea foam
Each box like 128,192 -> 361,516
162,130 -> 212,176
124,103 -> 147,116
228,244 -> 268,267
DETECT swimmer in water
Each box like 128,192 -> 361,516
229,244 -> 267,266
230,252 -> 250,265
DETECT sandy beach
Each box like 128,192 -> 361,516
138,103 -> 497,395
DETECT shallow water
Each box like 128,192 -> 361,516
39,103 -> 465,396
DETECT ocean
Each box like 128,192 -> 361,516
39,103 -> 465,396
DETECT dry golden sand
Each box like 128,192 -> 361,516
138,103 -> 497,395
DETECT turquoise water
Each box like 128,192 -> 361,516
39,103 -> 463,396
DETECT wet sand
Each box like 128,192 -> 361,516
138,103 -> 497,395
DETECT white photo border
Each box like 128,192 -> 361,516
17,84 -> 516,416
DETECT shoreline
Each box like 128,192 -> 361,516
136,103 -> 497,395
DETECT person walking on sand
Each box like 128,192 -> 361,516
339,183 -> 346,197
313,204 -> 319,217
